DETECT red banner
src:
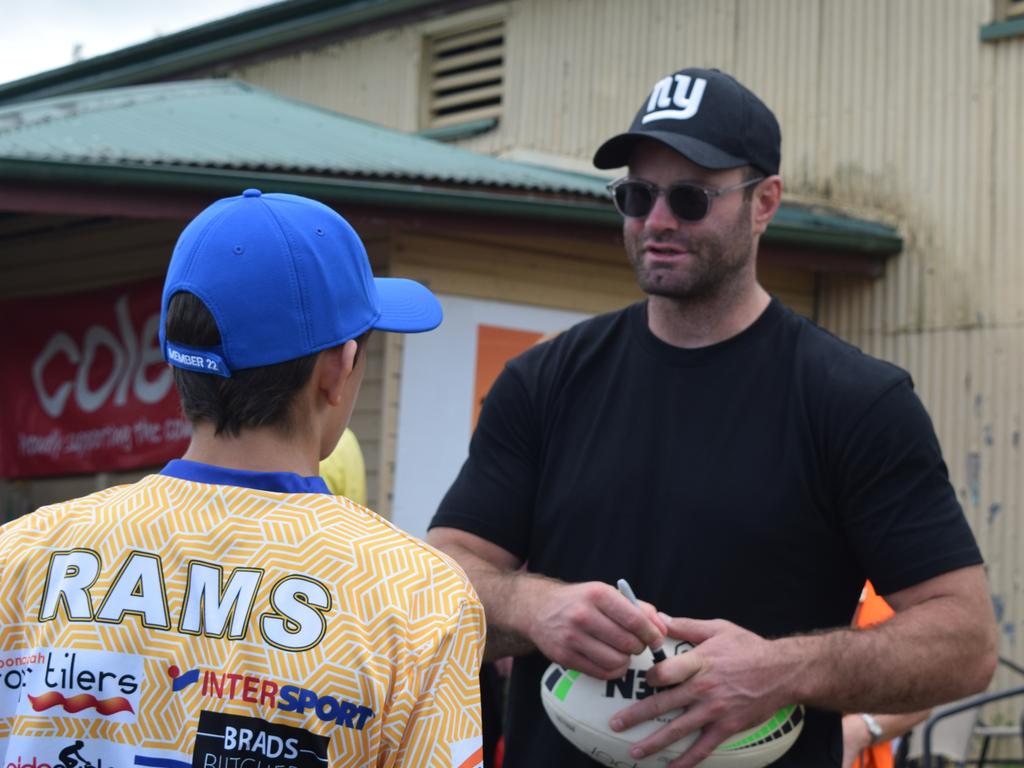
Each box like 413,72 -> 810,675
0,280 -> 190,478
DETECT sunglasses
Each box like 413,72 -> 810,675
606,175 -> 764,222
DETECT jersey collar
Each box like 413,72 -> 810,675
160,459 -> 331,494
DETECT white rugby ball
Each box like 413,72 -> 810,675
540,642 -> 804,768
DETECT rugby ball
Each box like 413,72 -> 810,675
540,642 -> 804,767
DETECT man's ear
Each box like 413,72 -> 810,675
751,175 -> 783,238
319,340 -> 358,407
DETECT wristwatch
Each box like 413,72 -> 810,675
860,713 -> 884,744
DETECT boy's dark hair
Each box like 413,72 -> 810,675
166,292 -> 368,437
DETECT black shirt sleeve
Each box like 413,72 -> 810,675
830,377 -> 982,595
430,360 -> 540,561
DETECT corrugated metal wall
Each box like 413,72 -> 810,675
813,0 -> 1024,696
231,26 -> 423,131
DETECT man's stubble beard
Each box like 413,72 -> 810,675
626,199 -> 755,301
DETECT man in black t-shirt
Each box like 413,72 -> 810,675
427,67 -> 998,768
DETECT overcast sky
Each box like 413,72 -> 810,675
1,0 -> 281,86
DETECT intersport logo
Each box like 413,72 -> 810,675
168,665 -> 375,731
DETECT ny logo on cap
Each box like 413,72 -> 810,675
642,75 -> 707,123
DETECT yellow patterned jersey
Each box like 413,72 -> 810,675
0,462 -> 484,768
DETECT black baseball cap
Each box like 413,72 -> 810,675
593,67 -> 781,176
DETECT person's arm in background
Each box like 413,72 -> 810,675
841,710 -> 931,768
839,582 -> 932,768
427,527 -> 665,679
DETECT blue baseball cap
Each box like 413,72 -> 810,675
160,189 -> 442,377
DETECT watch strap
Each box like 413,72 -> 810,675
860,713 -> 884,745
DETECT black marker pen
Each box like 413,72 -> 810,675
616,578 -> 667,663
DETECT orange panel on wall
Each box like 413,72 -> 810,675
473,325 -> 543,429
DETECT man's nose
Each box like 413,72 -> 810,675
644,191 -> 679,232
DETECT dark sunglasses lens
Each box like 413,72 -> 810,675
613,183 -> 655,217
667,184 -> 710,221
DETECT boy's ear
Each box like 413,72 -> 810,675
319,340 -> 358,406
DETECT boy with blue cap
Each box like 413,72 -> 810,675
0,189 -> 484,768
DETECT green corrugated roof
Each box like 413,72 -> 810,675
769,203 -> 902,253
0,79 -> 902,256
0,80 -> 607,196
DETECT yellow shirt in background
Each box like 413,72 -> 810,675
320,428 -> 367,505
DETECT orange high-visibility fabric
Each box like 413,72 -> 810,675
852,582 -> 895,768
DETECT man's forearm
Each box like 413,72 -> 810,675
458,547 -> 534,660
778,587 -> 996,713
432,538 -> 553,660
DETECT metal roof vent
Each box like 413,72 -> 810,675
421,17 -> 504,131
